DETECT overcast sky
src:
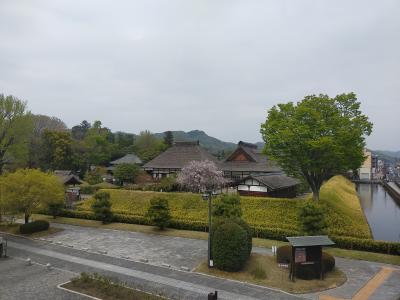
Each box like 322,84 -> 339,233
1,1 -> 399,150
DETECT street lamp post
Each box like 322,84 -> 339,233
202,190 -> 217,268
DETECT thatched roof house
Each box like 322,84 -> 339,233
54,170 -> 83,185
143,141 -> 218,179
107,153 -> 142,172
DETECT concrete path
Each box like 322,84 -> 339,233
2,222 -> 400,299
4,234 -> 304,300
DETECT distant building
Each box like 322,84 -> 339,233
143,140 -> 299,197
221,141 -> 281,181
143,141 -> 218,179
54,170 -> 82,186
358,150 -> 373,180
107,153 -> 142,172
236,173 -> 299,198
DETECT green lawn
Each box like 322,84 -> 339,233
77,175 -> 371,239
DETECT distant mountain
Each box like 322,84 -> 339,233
153,130 -> 236,155
371,150 -> 400,163
153,130 -> 263,155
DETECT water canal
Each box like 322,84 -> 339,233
357,183 -> 400,242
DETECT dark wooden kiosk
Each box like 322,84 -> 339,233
287,236 -> 335,281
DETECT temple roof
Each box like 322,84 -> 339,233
143,141 -> 218,169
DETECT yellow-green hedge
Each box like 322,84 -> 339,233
75,176 -> 371,239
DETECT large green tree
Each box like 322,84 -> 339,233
0,94 -> 33,173
133,130 -> 166,162
113,163 -> 139,185
260,93 -> 372,200
41,130 -> 74,170
1,169 -> 64,223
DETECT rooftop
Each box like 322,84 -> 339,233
143,141 -> 218,169
286,236 -> 335,247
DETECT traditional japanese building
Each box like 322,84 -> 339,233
107,153 -> 142,172
236,173 -> 299,198
221,141 -> 299,198
221,141 -> 281,180
143,141 -> 218,179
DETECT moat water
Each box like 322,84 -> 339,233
357,183 -> 400,242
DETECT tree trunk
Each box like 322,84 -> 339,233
312,188 -> 320,201
24,213 -> 29,224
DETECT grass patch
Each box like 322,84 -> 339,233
195,254 -> 347,294
75,175 -> 371,239
0,223 -> 63,238
63,272 -> 164,300
33,214 -> 400,265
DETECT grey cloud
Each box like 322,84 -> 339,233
0,0 -> 399,149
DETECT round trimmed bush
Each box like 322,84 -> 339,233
276,245 -> 291,264
211,217 -> 252,259
322,252 -> 335,273
212,221 -> 249,271
20,220 -> 50,234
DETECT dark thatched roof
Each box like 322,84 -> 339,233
54,170 -> 83,185
240,174 -> 300,190
221,141 -> 281,173
110,153 -> 142,165
143,141 -> 218,169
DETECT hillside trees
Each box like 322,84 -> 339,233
133,130 -> 166,162
0,94 -> 33,173
261,93 -> 372,200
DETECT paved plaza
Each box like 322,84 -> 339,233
1,222 -> 399,300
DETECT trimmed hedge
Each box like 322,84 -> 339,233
212,221 -> 249,271
331,236 -> 400,256
20,220 -> 50,234
51,209 -> 400,255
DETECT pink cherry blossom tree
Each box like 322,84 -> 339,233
177,160 -> 226,192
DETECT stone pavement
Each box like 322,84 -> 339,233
2,222 -> 400,299
4,234 -> 304,300
0,256 -> 85,300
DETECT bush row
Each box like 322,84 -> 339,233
51,209 -> 400,255
331,236 -> 400,256
20,220 -> 49,234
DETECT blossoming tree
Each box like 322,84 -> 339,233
177,160 -> 225,192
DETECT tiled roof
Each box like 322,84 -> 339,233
54,170 -> 82,185
110,153 -> 142,165
286,236 -> 335,247
241,173 -> 300,190
222,141 -> 281,173
143,141 -> 218,169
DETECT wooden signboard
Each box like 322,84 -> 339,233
294,247 -> 306,263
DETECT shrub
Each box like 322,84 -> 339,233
298,201 -> 327,235
19,220 -> 49,234
47,202 -> 64,219
211,217 -> 252,259
276,245 -> 291,264
91,191 -> 113,224
212,221 -> 249,271
213,194 -> 242,219
146,197 -> 171,230
322,252 -> 335,272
